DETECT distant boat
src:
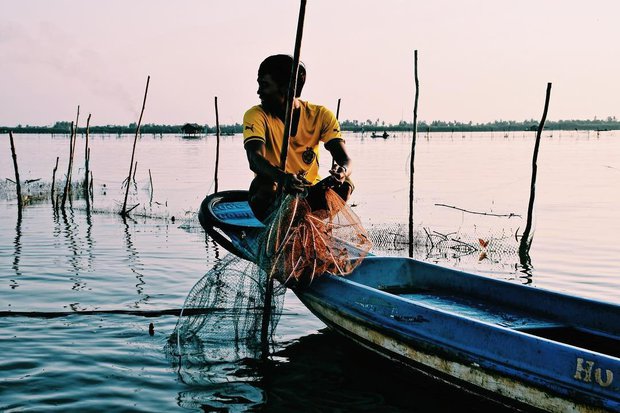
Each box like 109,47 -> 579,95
371,131 -> 389,139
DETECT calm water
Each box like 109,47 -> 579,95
1,131 -> 619,412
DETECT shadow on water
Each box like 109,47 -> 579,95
170,329 -> 513,412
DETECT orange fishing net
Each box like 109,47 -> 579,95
256,188 -> 372,287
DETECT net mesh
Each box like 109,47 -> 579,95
170,188 -> 372,366
256,189 -> 372,287
168,254 -> 285,365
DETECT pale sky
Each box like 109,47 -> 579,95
1,0 -> 619,126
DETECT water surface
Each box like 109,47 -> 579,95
1,131 -> 618,411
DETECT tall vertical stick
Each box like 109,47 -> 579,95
51,156 -> 59,208
408,50 -> 420,258
519,82 -> 552,265
9,131 -> 22,212
121,75 -> 150,216
214,96 -> 221,193
332,98 -> 342,169
84,113 -> 91,196
336,98 -> 341,120
277,0 -> 307,174
262,0 -> 308,356
61,121 -> 75,209
68,105 -> 80,199
148,168 -> 154,204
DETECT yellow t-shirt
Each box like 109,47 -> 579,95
243,100 -> 342,184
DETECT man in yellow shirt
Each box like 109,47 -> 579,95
243,54 -> 353,220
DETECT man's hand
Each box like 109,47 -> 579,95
329,165 -> 348,184
279,172 -> 310,194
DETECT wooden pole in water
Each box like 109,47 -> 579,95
8,131 -> 22,212
51,156 -> 59,208
85,148 -> 91,211
519,82 -> 552,265
408,50 -> 420,258
84,113 -> 91,197
262,0 -> 307,355
214,96 -> 221,194
61,121 -> 75,209
148,168 -> 154,204
121,75 -> 150,216
68,105 -> 80,200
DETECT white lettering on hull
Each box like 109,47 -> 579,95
574,358 -> 614,388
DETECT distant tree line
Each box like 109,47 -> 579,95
339,116 -> 619,132
2,117 -> 618,135
1,122 -> 243,135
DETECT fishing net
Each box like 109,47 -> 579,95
169,187 -> 372,368
255,188 -> 372,287
168,253 -> 285,369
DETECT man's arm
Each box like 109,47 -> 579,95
325,139 -> 352,183
245,140 -> 308,193
245,140 -> 281,181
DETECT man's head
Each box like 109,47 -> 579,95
257,54 -> 306,110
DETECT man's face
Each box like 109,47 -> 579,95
257,74 -> 285,110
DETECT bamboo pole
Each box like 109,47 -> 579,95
8,131 -> 22,212
85,148 -> 91,211
519,82 -> 552,265
262,0 -> 307,356
148,168 -> 153,204
68,106 -> 80,200
214,96 -> 221,193
408,50 -> 420,258
336,97 -> 341,120
132,161 -> 138,186
61,121 -> 75,209
84,113 -> 91,196
121,75 -> 150,216
277,0 -> 307,174
332,98 -> 342,169
89,171 -> 94,202
51,156 -> 59,208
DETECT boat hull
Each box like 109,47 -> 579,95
298,289 -> 612,413
198,191 -> 620,412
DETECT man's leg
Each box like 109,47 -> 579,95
248,176 -> 277,222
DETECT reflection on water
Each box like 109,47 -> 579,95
172,330 -> 511,413
11,210 -> 22,287
122,215 -> 150,308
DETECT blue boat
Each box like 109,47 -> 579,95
199,190 -> 620,412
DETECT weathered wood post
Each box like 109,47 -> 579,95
214,96 -> 221,193
408,50 -> 420,258
121,75 -> 150,216
519,82 -> 552,267
8,131 -> 22,213
61,120 -> 75,209
51,156 -> 59,208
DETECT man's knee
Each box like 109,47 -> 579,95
249,176 -> 277,221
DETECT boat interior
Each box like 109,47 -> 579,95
346,256 -> 620,359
